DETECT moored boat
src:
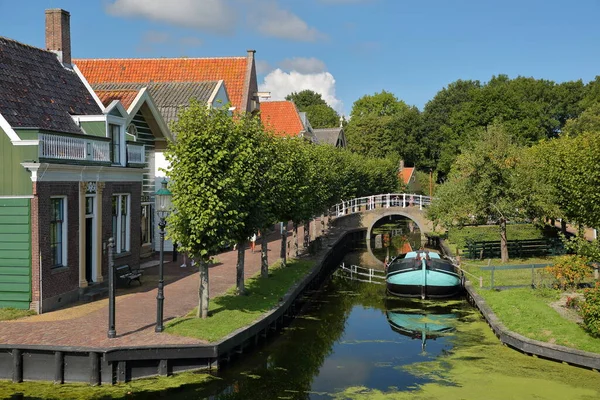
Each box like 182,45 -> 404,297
386,250 -> 463,299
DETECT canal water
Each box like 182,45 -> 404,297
157,246 -> 600,399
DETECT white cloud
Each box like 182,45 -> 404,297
249,1 -> 325,42
106,0 -> 236,34
260,69 -> 344,114
279,57 -> 327,74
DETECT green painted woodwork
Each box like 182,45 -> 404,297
80,121 -> 107,137
0,128 -> 36,196
0,199 -> 31,309
13,129 -> 39,140
131,110 -> 156,199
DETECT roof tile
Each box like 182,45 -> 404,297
260,101 -> 304,137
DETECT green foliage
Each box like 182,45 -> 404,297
582,282 -> 600,337
561,234 -> 600,261
447,224 -> 545,249
285,89 -> 339,128
545,255 -> 591,290
166,259 -> 314,342
0,308 -> 35,321
345,91 -> 422,165
562,103 -> 600,137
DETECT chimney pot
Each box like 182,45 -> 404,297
45,9 -> 71,65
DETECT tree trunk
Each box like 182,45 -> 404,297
304,221 -> 310,250
261,234 -> 269,278
561,219 -> 567,235
321,213 -> 325,237
499,218 -> 509,263
293,223 -> 299,257
197,258 -> 209,318
280,222 -> 287,267
236,240 -> 245,295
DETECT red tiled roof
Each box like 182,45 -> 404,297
399,167 -> 415,185
96,89 -> 139,109
74,57 -> 248,111
260,101 -> 304,137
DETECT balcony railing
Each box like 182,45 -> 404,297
126,142 -> 146,165
39,133 -> 111,163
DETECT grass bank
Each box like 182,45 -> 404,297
460,257 -> 557,288
447,223 -> 548,251
0,371 -> 215,399
0,308 -> 35,321
166,259 -> 315,342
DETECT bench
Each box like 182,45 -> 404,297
115,265 -> 142,287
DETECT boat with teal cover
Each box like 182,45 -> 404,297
386,250 -> 463,299
386,309 -> 456,349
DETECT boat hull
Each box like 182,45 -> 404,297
385,253 -> 463,299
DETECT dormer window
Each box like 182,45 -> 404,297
109,123 -> 121,164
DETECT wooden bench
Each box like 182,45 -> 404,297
115,265 -> 142,287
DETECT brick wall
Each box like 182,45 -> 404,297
35,181 -> 80,300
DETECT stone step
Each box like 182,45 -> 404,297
81,284 -> 108,303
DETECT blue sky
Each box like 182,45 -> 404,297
2,0 -> 600,116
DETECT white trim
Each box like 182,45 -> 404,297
0,195 -> 34,199
50,196 -> 68,268
126,88 -> 174,142
21,162 -> 145,182
112,193 -> 131,254
207,80 -> 223,106
12,140 -> 40,146
0,113 -> 21,142
72,64 -> 105,110
105,101 -> 128,119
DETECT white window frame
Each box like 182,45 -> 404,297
112,194 -> 131,253
141,203 -> 153,246
107,115 -> 126,166
50,196 -> 68,267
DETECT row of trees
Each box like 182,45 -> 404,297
428,122 -> 600,262
165,100 -> 399,318
344,76 -> 600,178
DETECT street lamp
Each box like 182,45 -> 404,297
155,178 -> 172,332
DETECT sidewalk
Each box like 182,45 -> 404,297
0,223 -> 317,349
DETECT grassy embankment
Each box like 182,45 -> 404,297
449,224 -> 600,354
166,258 -> 315,342
0,308 -> 35,321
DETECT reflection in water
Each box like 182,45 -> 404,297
371,217 -> 421,263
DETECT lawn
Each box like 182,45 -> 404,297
460,257 -> 557,289
476,287 -> 600,353
446,223 -> 548,250
166,259 -> 315,342
0,308 -> 35,321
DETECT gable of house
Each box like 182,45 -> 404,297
75,51 -> 256,113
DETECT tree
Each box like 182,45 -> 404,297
286,90 -> 340,129
345,91 -> 423,165
427,125 -> 525,262
562,103 -> 600,137
166,101 -> 248,318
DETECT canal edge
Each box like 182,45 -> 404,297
465,282 -> 600,370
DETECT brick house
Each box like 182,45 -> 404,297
0,9 -> 170,312
76,52 -> 258,251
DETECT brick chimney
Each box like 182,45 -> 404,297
45,9 -> 71,65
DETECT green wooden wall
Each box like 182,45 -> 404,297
80,121 -> 106,137
0,128 -> 36,196
0,198 -> 31,309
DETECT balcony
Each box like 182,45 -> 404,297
126,142 -> 146,166
39,133 -> 111,163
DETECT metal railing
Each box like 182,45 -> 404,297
329,193 -> 432,217
126,143 -> 146,164
39,133 -> 111,162
336,263 -> 386,284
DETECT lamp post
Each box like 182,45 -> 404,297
155,178 -> 172,333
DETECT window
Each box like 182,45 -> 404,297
141,204 -> 152,245
50,197 -> 67,267
109,123 -> 121,164
112,194 -> 130,253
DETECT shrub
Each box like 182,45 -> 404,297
581,282 -> 600,337
545,255 -> 591,290
565,296 -> 582,311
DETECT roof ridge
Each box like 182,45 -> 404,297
0,35 -> 51,55
74,57 -> 246,61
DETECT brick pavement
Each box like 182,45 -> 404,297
0,223 -> 321,349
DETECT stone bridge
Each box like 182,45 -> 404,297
328,194 -> 434,266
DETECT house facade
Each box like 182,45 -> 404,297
0,9 -> 168,312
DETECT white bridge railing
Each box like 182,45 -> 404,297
329,193 -> 432,217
